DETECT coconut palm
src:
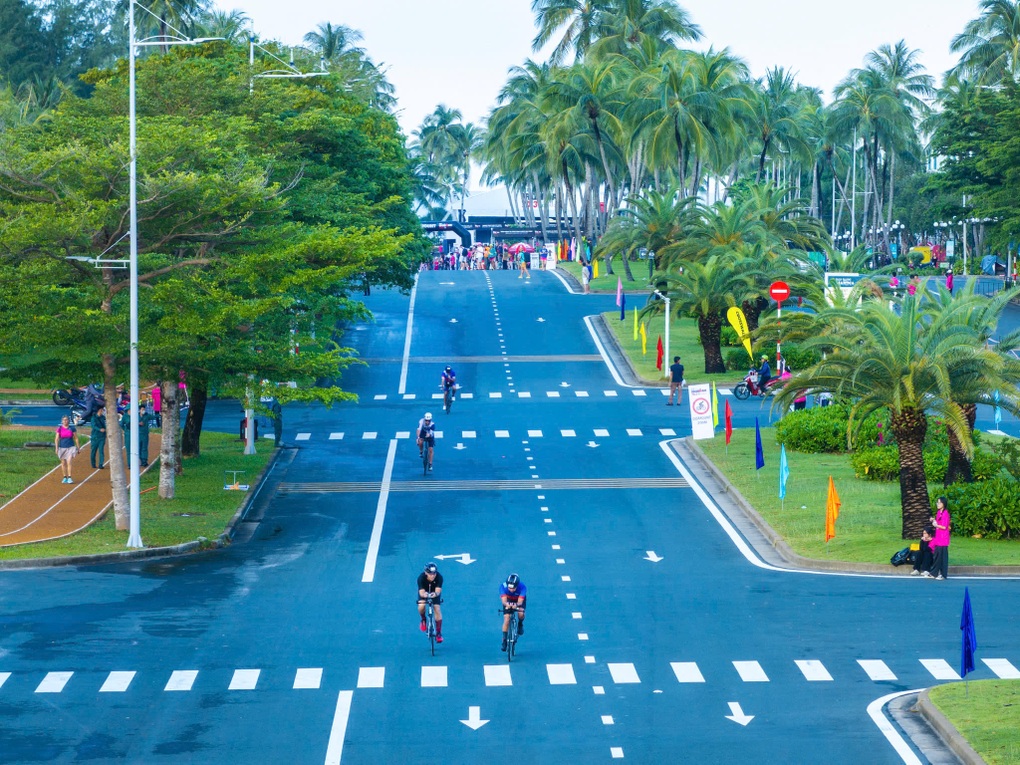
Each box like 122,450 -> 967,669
951,0 -> 1020,84
587,0 -> 701,58
750,68 -> 811,183
531,0 -> 616,65
302,22 -> 365,65
773,293 -> 1009,538
193,9 -> 250,44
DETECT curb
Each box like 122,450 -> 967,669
915,690 -> 988,765
0,446 -> 284,570
591,314 -> 666,388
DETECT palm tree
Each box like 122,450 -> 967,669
531,0 -> 615,65
651,253 -> 755,373
451,122 -> 485,220
193,9 -> 250,44
588,0 -> 701,58
750,68 -> 811,183
951,0 -> 1020,84
302,22 -> 365,65
773,293 -> 1009,538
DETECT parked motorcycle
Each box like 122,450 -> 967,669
52,384 -> 108,424
733,369 -> 780,400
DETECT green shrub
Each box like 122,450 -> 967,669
850,445 -> 901,480
943,478 -> 1020,539
991,437 -> 1020,481
777,346 -> 821,373
720,326 -> 741,347
726,348 -> 756,372
775,404 -> 854,453
971,448 -> 1005,481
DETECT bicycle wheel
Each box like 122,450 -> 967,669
423,446 -> 429,476
444,389 -> 452,414
506,616 -> 517,663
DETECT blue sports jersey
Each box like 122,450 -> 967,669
499,582 -> 527,601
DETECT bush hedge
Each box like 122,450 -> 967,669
942,478 -> 1020,539
775,404 -> 888,453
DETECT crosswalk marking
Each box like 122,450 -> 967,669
495,430 -> 510,438
489,392 -> 502,399
363,432 -> 377,440
518,392 -> 531,398
921,659 -> 961,680
396,431 -> 410,439
402,394 -> 415,400
626,428 -> 642,436
671,662 -> 705,683
632,390 -> 647,397
611,747 -> 624,758
0,672 -> 10,690
421,666 -> 447,688
484,665 -> 512,687
527,430 -> 543,437
294,668 -> 323,689
460,393 -> 474,400
983,658 -> 1020,679
286,427 -> 699,442
432,393 -> 444,400
373,395 -> 386,401
296,433 -> 311,441
594,428 -> 610,437
229,669 -> 261,691
795,660 -> 833,681
576,391 -> 589,397
165,670 -> 198,692
462,431 -> 477,438
608,663 -> 640,684
561,429 -> 576,437
858,660 -> 897,681
604,391 -> 617,397
547,664 -> 577,685
660,428 -> 676,436
547,391 -> 560,398
329,432 -> 344,440
36,671 -> 73,693
733,661 -> 769,682
602,715 -> 614,725
100,671 -> 136,693
357,667 -> 385,688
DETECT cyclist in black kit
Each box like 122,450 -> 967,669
417,561 -> 443,642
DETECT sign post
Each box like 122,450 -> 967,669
688,383 -> 714,440
768,281 -> 790,369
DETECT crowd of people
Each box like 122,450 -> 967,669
423,244 -> 551,272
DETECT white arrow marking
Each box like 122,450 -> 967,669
585,441 -> 600,448
440,281 -> 455,285
725,702 -> 754,726
434,553 -> 476,565
536,317 -> 546,322
449,318 -> 459,323
644,551 -> 664,563
460,706 -> 489,730
559,381 -> 571,388
453,443 -> 467,450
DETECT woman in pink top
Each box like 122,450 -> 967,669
928,496 -> 951,580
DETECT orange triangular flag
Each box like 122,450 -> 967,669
825,476 -> 841,542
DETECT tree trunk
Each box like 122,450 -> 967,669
158,381 -> 179,499
945,403 -> 978,486
181,384 -> 207,458
890,406 -> 930,539
102,354 -> 129,531
697,312 -> 727,373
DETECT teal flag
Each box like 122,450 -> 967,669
779,444 -> 790,499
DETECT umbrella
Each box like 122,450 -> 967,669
508,243 -> 534,254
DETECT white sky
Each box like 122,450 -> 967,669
227,0 -> 980,138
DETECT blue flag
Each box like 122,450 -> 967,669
779,444 -> 790,499
961,587 -> 977,679
755,417 -> 765,470
994,389 -> 1002,428
616,277 -> 626,321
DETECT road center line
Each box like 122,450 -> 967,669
398,274 -> 419,395
323,690 -> 354,765
362,439 -> 398,583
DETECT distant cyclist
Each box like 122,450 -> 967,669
417,561 -> 443,643
500,573 -> 527,651
440,366 -> 457,396
417,412 -> 435,471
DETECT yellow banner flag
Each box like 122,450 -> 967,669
726,306 -> 753,362
633,306 -> 639,341
825,476 -> 841,542
712,381 -> 719,427
593,259 -> 599,279
640,321 -> 647,354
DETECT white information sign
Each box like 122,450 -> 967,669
687,383 -> 714,440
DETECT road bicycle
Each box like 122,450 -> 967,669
421,439 -> 434,476
422,596 -> 443,656
442,384 -> 457,414
502,606 -> 520,662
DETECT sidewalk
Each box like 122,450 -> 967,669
0,434 -> 161,547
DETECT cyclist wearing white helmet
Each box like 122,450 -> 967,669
417,412 -> 436,470
499,573 -> 527,651
417,561 -> 443,643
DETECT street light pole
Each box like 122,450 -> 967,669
127,0 -> 142,548
653,290 -> 671,379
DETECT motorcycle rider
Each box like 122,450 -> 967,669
757,355 -> 772,397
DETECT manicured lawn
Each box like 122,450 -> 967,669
0,430 -> 273,560
697,428 -> 1020,566
558,258 -> 654,293
928,680 -> 1020,764
0,427 -> 62,503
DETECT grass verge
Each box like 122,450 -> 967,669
0,430 -> 273,560
928,680 -> 1020,764
696,427 -> 1020,566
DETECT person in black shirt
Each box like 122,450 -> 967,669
667,356 -> 685,406
417,561 -> 444,642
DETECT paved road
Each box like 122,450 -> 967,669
1,270 -> 1019,763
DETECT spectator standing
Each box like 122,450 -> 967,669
946,270 -> 954,294
518,251 -> 531,279
907,275 -> 921,296
928,496 -> 951,580
54,415 -> 80,484
580,259 -> 591,294
90,410 -> 107,469
271,399 -> 283,447
666,356 -> 685,406
151,383 -> 162,427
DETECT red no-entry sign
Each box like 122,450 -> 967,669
769,281 -> 790,302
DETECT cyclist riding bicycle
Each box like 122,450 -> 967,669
500,573 -> 527,651
417,561 -> 443,643
440,366 -> 457,396
417,412 -> 435,471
